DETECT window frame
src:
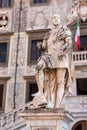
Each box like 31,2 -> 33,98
76,78 -> 87,95
28,29 -> 50,65
80,35 -> 87,51
25,76 -> 38,103
30,0 -> 49,6
31,39 -> 43,62
72,121 -> 87,130
0,43 -> 7,63
0,0 -> 14,8
0,36 -> 10,67
0,84 -> 4,109
0,80 -> 7,111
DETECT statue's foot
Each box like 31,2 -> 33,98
46,102 -> 54,108
29,104 -> 46,109
32,92 -> 42,98
29,96 -> 47,109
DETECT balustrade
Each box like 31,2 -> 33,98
73,51 -> 87,64
0,102 -> 31,129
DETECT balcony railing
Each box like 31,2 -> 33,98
0,102 -> 32,130
72,51 -> 87,65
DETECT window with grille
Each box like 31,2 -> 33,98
30,0 -> 49,6
75,124 -> 82,130
26,82 -> 38,103
31,40 -> 42,61
80,35 -> 87,51
0,85 -> 4,108
0,43 -> 7,63
0,0 -> 12,8
76,78 -> 87,95
28,30 -> 49,64
34,0 -> 47,4
72,121 -> 87,130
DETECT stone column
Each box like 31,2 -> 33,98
20,108 -> 74,130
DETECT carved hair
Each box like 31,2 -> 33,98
51,14 -> 60,19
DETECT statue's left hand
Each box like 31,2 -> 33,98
57,50 -> 63,60
37,42 -> 42,50
58,50 -> 63,57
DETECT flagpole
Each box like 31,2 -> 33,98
75,0 -> 81,51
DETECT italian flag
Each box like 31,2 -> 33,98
75,20 -> 80,50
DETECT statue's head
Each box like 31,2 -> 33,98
51,14 -> 61,26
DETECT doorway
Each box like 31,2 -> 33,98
72,121 -> 87,130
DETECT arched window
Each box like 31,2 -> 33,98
72,121 -> 87,130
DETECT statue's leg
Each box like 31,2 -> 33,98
35,69 -> 44,95
32,58 -> 46,97
31,69 -> 47,108
31,58 -> 48,108
55,68 -> 66,108
50,70 -> 57,108
45,69 -> 57,108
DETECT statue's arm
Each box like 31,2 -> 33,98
58,35 -> 72,57
37,32 -> 49,51
63,36 -> 72,52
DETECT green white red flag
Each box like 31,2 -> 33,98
75,20 -> 80,50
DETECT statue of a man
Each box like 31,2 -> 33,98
32,14 -> 73,108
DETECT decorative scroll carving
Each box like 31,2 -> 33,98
66,0 -> 87,25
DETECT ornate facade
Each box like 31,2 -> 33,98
0,0 -> 87,130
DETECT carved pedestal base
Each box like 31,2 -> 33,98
20,108 -> 74,130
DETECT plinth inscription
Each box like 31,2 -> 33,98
32,127 -> 55,130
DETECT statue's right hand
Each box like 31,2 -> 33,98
37,42 -> 42,50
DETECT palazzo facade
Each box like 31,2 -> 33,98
0,0 -> 87,130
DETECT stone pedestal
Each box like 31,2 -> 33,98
20,108 -> 74,130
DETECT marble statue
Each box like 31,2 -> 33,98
31,14 -> 73,109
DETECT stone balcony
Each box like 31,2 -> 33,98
72,51 -> 87,66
